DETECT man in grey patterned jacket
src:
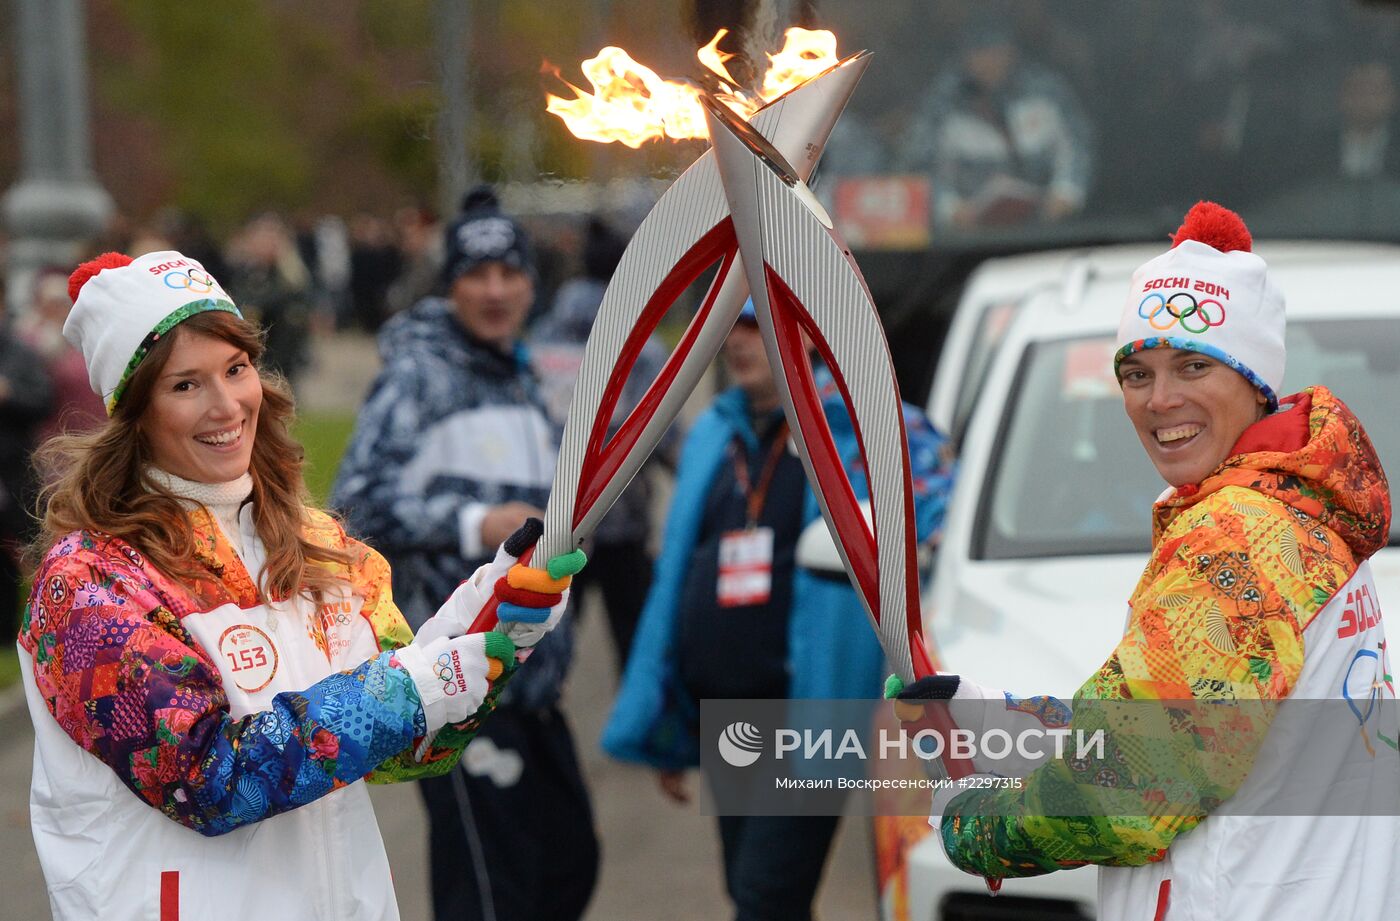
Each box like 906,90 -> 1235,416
332,186 -> 597,921
897,18 -> 1096,232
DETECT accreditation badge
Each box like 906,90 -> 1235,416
717,527 -> 775,607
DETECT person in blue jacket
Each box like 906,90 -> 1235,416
602,302 -> 953,921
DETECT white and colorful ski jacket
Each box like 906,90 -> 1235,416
939,387 -> 1398,921
18,505 -> 501,921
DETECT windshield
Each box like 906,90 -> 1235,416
977,320 -> 1400,559
816,0 -> 1400,248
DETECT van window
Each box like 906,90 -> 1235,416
977,337 -> 1156,558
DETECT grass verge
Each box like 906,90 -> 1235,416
0,646 -> 17,691
295,410 -> 358,508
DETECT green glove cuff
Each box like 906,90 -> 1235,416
546,548 -> 588,580
484,631 -> 517,661
883,673 -> 906,700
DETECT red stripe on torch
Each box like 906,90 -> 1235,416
763,269 -> 880,613
468,219 -> 739,637
574,218 -> 739,526
763,266 -> 962,778
762,267 -> 936,678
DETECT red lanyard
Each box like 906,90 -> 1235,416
731,421 -> 790,528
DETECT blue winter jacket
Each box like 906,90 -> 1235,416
601,379 -> 953,770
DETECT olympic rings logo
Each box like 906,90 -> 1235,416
436,651 -> 461,695
1138,292 -> 1227,334
1343,648 -> 1384,726
163,269 -> 217,295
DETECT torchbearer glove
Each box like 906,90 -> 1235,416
885,673 -> 962,723
394,632 -> 515,732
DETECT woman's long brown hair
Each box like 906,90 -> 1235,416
33,310 -> 352,600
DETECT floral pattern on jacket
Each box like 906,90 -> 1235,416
19,508 -> 503,836
941,386 -> 1391,877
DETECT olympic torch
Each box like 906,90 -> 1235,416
466,52 -> 872,631
698,95 -> 973,784
505,32 -> 981,908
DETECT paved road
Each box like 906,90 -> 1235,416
0,686 -> 48,921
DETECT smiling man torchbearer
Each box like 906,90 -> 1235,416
890,202 -> 1398,921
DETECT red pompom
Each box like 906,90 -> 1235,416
68,252 -> 133,303
1171,201 -> 1252,253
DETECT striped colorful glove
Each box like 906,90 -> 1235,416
414,518 -> 586,650
495,519 -> 586,648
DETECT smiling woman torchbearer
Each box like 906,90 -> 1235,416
15,250 -> 582,921
890,202 -> 1397,921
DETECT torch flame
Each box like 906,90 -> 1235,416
697,28 -> 740,87
759,28 -> 839,101
545,28 -> 840,147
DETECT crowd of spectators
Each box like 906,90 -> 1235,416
0,195 -> 657,662
0,203 -> 505,389
0,202 -> 473,628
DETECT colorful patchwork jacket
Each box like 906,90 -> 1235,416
18,504 -> 504,921
939,387 -> 1397,921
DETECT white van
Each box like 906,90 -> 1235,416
885,241 -> 1400,921
925,250 -> 1085,442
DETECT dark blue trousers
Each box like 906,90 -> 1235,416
715,813 -> 843,921
419,705 -> 598,921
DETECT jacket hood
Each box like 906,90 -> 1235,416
376,296 -> 527,377
1155,385 -> 1392,559
711,385 -> 779,453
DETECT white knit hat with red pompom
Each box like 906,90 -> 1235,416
1114,201 -> 1286,410
63,250 -> 242,414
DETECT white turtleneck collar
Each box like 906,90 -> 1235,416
147,468 -> 254,557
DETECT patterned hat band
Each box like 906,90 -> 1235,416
1112,337 -> 1279,413
105,300 -> 242,414
65,250 -> 248,412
